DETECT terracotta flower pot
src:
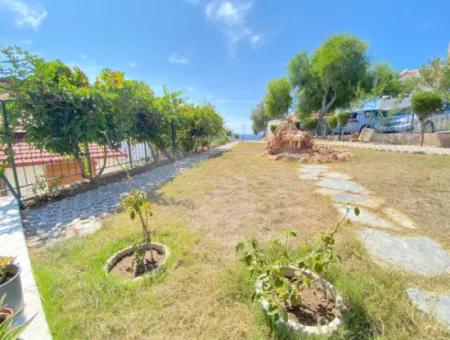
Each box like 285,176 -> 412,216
0,307 -> 14,323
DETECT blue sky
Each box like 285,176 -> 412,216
1,0 -> 449,133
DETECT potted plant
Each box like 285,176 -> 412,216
105,189 -> 169,280
0,257 -> 24,315
0,295 -> 32,339
236,208 -> 358,336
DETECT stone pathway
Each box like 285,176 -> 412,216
315,140 -> 450,156
298,164 -> 450,329
23,143 -> 237,246
0,197 -> 51,340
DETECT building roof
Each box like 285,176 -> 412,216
400,69 -> 420,79
0,143 -> 125,167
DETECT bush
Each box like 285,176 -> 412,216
327,115 -> 338,129
336,112 -> 351,127
411,92 -> 443,145
411,92 -> 443,121
302,117 -> 318,131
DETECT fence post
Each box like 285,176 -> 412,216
127,139 -> 133,168
144,142 -> 149,163
1,100 -> 21,201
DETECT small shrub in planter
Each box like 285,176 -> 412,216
0,295 -> 32,339
106,189 -> 168,280
0,257 -> 24,315
302,118 -> 318,132
236,208 -> 359,336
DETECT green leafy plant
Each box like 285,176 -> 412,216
0,295 -> 32,340
302,117 -> 318,132
337,112 -> 351,139
236,207 -> 359,322
327,115 -> 338,129
0,257 -> 13,285
411,92 -> 443,145
120,189 -> 154,275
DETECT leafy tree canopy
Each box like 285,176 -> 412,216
411,91 -> 443,121
263,77 -> 292,119
369,63 -> 402,97
288,34 -> 369,125
250,102 -> 268,134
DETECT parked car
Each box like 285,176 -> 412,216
420,101 -> 450,132
380,112 -> 417,133
339,110 -> 388,134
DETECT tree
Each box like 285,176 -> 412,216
15,58 -> 114,179
419,57 -> 450,99
250,102 -> 268,134
156,87 -> 186,159
420,57 -> 444,90
411,92 -> 443,146
263,77 -> 292,119
336,112 -> 351,139
370,63 -> 402,97
95,70 -> 159,160
288,34 -> 369,134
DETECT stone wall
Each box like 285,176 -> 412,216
325,132 -> 443,147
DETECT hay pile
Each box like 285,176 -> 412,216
265,124 -> 350,163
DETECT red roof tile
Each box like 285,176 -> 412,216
0,142 -> 125,167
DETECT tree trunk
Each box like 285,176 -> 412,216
420,127 -> 425,146
75,150 -> 88,179
154,140 -> 173,161
95,145 -> 108,178
147,142 -> 156,162
170,120 -> 177,160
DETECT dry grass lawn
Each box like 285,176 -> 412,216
30,143 -> 450,339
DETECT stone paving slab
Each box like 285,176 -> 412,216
336,204 -> 395,230
298,163 -> 450,327
317,177 -> 367,194
322,172 -> 351,180
0,197 -> 51,340
315,140 -> 450,156
407,288 -> 450,329
332,191 -> 384,209
360,228 -> 450,276
384,207 -> 416,229
23,143 -> 237,246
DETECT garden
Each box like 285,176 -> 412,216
20,143 -> 450,339
0,33 -> 450,340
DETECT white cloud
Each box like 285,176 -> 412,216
205,0 -> 262,56
0,0 -> 47,30
249,33 -> 262,47
168,53 -> 189,65
129,61 -> 137,68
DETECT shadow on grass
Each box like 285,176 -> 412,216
146,190 -> 196,209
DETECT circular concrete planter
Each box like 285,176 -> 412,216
256,267 -> 345,336
0,264 -> 24,315
105,242 -> 169,281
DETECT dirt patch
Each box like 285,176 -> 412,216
287,279 -> 339,326
110,249 -> 164,280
